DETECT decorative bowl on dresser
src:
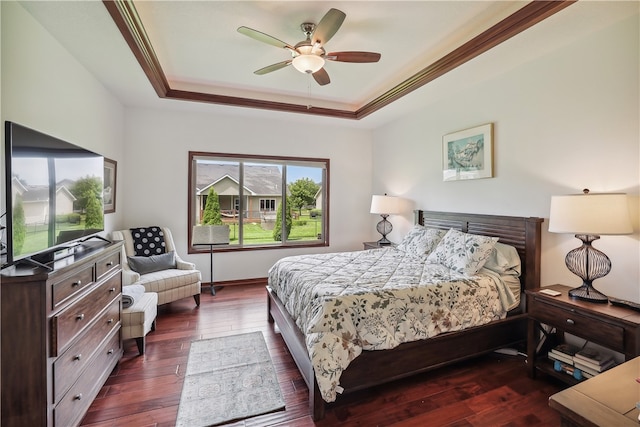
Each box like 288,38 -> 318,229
1,240 -> 124,427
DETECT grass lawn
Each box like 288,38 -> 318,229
17,211 -> 323,256
227,213 -> 322,244
15,219 -> 91,257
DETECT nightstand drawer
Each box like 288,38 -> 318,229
363,241 -> 396,250
529,297 -> 624,351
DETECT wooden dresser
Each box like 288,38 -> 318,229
1,241 -> 124,427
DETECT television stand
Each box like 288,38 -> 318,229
15,256 -> 53,271
1,241 -> 124,426
81,234 -> 112,244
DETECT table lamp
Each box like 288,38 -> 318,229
548,189 -> 632,303
370,194 -> 401,245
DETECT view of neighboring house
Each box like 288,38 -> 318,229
195,163 -> 282,224
314,187 -> 322,211
12,177 -> 76,225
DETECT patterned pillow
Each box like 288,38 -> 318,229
396,225 -> 447,257
426,228 -> 499,275
130,226 -> 166,256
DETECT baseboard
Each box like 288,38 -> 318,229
205,277 -> 268,287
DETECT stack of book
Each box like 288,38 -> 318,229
547,343 -> 581,376
572,348 -> 615,378
547,344 -> 617,380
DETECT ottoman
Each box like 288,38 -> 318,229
121,292 -> 158,355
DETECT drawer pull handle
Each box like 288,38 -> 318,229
76,314 -> 85,321
72,280 -> 82,287
566,318 -> 575,325
74,393 -> 83,401
107,349 -> 114,355
109,287 -> 116,293
106,261 -> 114,267
73,354 -> 82,361
107,318 -> 114,324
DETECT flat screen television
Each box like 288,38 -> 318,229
3,121 -> 105,268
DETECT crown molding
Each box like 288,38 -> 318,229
103,0 -> 576,120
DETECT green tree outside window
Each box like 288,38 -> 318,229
202,187 -> 223,225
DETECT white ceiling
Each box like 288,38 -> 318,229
16,1 -> 637,128
133,1 -> 523,107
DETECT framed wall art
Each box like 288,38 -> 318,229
103,157 -> 117,213
442,123 -> 493,181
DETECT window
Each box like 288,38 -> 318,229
189,152 -> 329,251
260,199 -> 276,211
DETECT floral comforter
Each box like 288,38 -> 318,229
267,247 -> 515,402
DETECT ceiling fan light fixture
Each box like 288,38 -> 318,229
292,54 -> 325,74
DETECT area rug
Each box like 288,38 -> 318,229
175,331 -> 285,426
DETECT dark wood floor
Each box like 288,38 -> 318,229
81,284 -> 564,426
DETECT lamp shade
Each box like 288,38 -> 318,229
370,195 -> 402,215
192,225 -> 230,245
292,54 -> 325,74
549,192 -> 632,235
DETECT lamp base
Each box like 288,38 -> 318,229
568,283 -> 608,303
375,214 -> 393,246
564,234 -> 611,304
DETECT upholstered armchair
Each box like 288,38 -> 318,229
111,226 -> 202,306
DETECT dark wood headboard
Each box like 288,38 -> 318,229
415,210 -> 543,291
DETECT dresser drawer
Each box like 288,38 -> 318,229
52,264 -> 95,310
529,297 -> 624,351
96,251 -> 121,281
54,329 -> 121,427
52,273 -> 121,356
53,297 -> 121,402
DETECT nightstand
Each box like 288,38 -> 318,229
363,241 -> 396,250
526,284 -> 640,385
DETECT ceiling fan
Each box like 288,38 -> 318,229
237,8 -> 381,86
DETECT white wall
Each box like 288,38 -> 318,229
121,107 -> 373,281
1,1 -> 125,232
1,0 -> 374,283
372,4 -> 640,300
3,1 -> 638,302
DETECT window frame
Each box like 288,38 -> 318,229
188,151 -> 330,253
260,199 -> 276,211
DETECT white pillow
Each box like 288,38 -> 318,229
483,242 -> 521,277
427,228 -> 499,275
396,225 -> 447,257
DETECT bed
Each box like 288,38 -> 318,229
267,210 -> 543,420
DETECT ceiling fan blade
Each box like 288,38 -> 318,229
311,8 -> 346,46
312,68 -> 330,86
254,60 -> 292,75
326,51 -> 381,63
237,26 -> 294,50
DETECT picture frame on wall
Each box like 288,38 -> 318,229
442,123 -> 493,181
103,157 -> 117,213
